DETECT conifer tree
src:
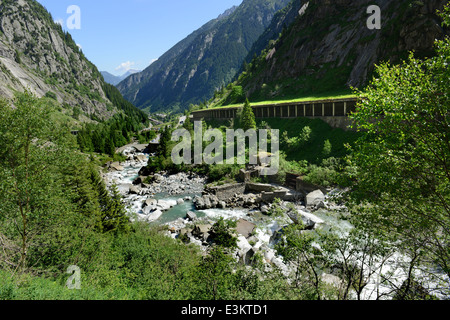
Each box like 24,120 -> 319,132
90,167 -> 130,234
240,99 -> 256,131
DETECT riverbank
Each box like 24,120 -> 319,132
102,143 -> 450,300
102,143 -> 351,278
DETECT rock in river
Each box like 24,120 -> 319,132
306,189 -> 325,208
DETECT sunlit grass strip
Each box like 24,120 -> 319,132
209,93 -> 357,110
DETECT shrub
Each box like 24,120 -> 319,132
45,91 -> 57,100
225,85 -> 246,105
210,217 -> 238,249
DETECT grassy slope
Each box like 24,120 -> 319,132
207,91 -> 357,109
259,117 -> 359,163
206,116 -> 360,165
0,224 -> 203,300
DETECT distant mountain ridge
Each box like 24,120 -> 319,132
101,69 -> 141,86
117,0 -> 291,113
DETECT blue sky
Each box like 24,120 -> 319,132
37,0 -> 243,76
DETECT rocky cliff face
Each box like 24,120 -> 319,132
243,0 -> 304,66
238,0 -> 449,100
117,0 -> 291,113
0,0 -> 114,119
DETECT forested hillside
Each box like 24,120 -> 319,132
0,0 -> 147,123
1,0 -> 449,305
117,0 -> 291,113
220,0 -> 449,103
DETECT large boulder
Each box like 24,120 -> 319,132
193,224 -> 213,241
209,195 -> 219,208
142,206 -> 153,215
193,196 -> 205,210
146,209 -> 163,222
186,211 -> 197,221
133,144 -> 149,153
135,154 -> 148,163
129,185 -> 141,195
218,201 -> 227,209
300,211 -> 325,229
179,228 -> 193,238
157,199 -> 177,211
117,184 -> 132,195
236,236 -> 252,261
286,209 -> 319,230
236,219 -> 256,238
203,196 -> 212,209
193,195 -> 220,210
306,190 -> 325,208
110,162 -> 124,171
143,198 -> 157,207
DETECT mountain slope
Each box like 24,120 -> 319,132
117,0 -> 291,113
233,0 -> 449,102
243,0 -> 303,66
0,0 -> 146,123
101,71 -> 122,86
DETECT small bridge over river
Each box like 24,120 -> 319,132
191,97 -> 358,130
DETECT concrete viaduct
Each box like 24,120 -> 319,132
191,97 -> 358,130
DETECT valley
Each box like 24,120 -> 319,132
0,0 -> 449,304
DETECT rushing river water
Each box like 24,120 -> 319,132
104,145 -> 449,300
105,146 -> 351,231
104,148 -> 255,227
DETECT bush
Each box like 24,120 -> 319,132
267,198 -> 285,217
225,85 -> 246,105
207,164 -> 243,182
14,49 -> 21,64
210,218 -> 238,249
45,91 -> 57,100
0,271 -> 16,300
72,106 -> 81,120
304,157 -> 341,187
322,139 -> 332,157
282,126 -> 312,150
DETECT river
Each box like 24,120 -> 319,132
103,143 -> 449,300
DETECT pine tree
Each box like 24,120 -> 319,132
90,167 -> 130,234
240,99 -> 256,131
105,134 -> 115,157
103,184 -> 130,234
158,125 -> 172,157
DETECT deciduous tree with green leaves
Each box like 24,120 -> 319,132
275,223 -> 326,299
345,5 -> 450,285
0,91 -> 79,272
